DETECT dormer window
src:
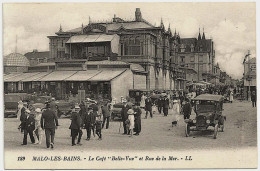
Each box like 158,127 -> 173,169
190,44 -> 194,52
180,44 -> 185,52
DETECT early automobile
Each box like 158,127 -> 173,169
4,94 -> 23,118
111,102 -> 124,120
185,94 -> 225,139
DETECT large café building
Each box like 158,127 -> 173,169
4,8 -> 217,101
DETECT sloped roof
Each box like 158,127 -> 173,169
66,21 -> 154,33
24,51 -> 49,60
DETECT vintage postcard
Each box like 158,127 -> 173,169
2,2 -> 257,169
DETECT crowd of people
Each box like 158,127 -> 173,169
15,84 -> 256,149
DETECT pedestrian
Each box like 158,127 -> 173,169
50,97 -> 57,115
229,91 -> 234,103
133,103 -> 142,136
251,91 -> 257,107
95,113 -> 103,140
145,96 -> 153,119
162,95 -> 169,116
21,109 -> 35,145
172,100 -> 180,126
140,93 -> 146,109
17,101 -> 26,133
84,106 -> 96,141
41,103 -> 59,149
101,102 -> 110,129
70,104 -> 83,146
121,100 -> 130,134
127,108 -> 135,137
157,96 -> 163,114
182,100 -> 192,120
33,108 -> 43,145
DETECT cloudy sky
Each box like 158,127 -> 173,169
3,2 -> 256,79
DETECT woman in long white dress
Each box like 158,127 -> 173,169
140,94 -> 146,109
34,108 -> 43,144
127,109 -> 135,137
172,100 -> 180,126
229,91 -> 234,103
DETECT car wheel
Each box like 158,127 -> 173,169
111,113 -> 115,120
185,123 -> 190,137
214,124 -> 218,139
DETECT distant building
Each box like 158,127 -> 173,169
243,57 -> 256,100
176,29 -> 216,84
4,53 -> 30,73
24,49 -> 50,66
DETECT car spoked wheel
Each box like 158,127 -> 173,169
213,124 -> 218,139
185,123 -> 190,137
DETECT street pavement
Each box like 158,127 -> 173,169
4,100 -> 257,151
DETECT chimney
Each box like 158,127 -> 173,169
135,8 -> 142,22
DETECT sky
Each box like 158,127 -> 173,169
3,2 -> 256,79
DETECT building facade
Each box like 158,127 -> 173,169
243,57 -> 256,100
176,30 -> 216,84
47,8 -> 186,91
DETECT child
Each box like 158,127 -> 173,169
95,113 -> 103,140
127,109 -> 135,137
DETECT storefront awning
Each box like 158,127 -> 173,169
22,72 -> 52,82
89,69 -> 127,81
38,71 -> 78,81
65,70 -> 102,81
4,72 -> 41,82
66,34 -> 119,54
4,73 -> 23,82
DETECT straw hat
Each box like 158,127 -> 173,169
35,108 -> 41,113
25,109 -> 30,114
18,100 -> 23,104
173,100 -> 178,103
127,109 -> 134,115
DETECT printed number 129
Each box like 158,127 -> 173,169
18,156 -> 25,161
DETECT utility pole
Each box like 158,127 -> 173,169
247,50 -> 251,100
15,35 -> 17,53
70,33 -> 72,60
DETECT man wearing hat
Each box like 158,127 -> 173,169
162,95 -> 169,117
145,96 -> 153,119
21,109 -> 36,145
41,103 -> 59,149
17,101 -> 26,133
70,104 -> 83,146
182,99 -> 192,119
121,100 -> 131,134
84,106 -> 96,140
133,103 -> 142,136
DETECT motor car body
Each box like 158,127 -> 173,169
4,94 -> 23,117
185,94 -> 225,139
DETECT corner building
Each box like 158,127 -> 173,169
48,8 -> 185,91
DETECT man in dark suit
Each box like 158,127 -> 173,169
163,95 -> 169,116
133,103 -> 142,136
183,100 -> 192,119
121,101 -> 130,134
21,109 -> 35,145
101,103 -> 110,129
157,97 -> 163,114
84,107 -> 96,140
70,105 -> 83,146
145,97 -> 153,119
41,103 -> 59,149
